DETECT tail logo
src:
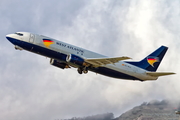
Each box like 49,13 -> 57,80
43,39 -> 54,48
147,57 -> 159,67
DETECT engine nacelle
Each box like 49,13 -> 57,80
66,54 -> 85,66
50,59 -> 70,69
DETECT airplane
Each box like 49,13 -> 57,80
6,32 -> 175,81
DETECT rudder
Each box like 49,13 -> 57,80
126,46 -> 168,72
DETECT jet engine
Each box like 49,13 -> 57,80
50,59 -> 70,69
66,54 -> 85,66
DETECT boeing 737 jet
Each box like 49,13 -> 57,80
6,32 -> 175,81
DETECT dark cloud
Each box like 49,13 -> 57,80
0,0 -> 180,120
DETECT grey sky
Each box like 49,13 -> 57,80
0,0 -> 180,120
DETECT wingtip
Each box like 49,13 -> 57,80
124,56 -> 132,60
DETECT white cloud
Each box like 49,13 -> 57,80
0,0 -> 180,119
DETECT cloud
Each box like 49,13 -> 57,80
0,0 -> 180,119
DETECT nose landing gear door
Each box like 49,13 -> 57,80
29,34 -> 35,43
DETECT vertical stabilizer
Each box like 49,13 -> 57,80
126,46 -> 168,71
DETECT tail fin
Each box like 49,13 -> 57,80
126,46 -> 168,71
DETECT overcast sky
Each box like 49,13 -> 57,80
0,0 -> 180,120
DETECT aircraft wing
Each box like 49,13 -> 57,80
146,72 -> 176,77
85,56 -> 131,67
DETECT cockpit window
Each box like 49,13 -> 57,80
15,33 -> 23,36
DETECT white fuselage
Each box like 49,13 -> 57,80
6,32 -> 158,81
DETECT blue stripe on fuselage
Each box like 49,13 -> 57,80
7,37 -> 140,80
90,67 -> 140,80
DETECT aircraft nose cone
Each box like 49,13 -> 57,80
6,34 -> 16,44
6,34 -> 12,40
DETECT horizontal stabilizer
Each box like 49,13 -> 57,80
146,72 -> 176,77
85,56 -> 131,67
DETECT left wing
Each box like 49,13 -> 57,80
85,56 -> 131,67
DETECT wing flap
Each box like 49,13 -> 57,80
146,72 -> 176,77
85,56 -> 131,67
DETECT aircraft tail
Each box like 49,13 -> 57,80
126,46 -> 168,72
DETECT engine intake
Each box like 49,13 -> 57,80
50,59 -> 70,69
66,54 -> 85,66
